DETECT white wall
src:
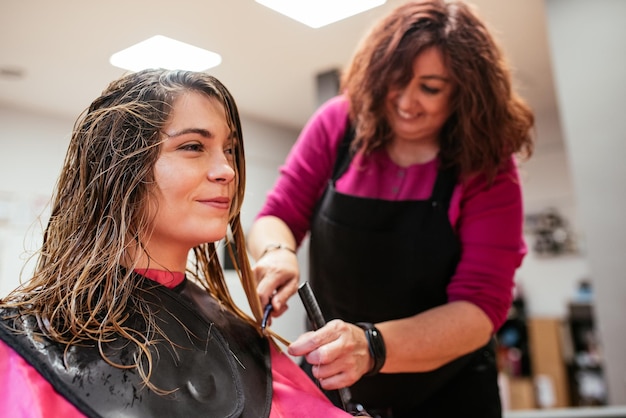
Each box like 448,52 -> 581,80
0,106 -> 71,296
517,141 -> 592,318
544,0 -> 626,405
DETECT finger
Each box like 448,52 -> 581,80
310,346 -> 353,390
317,371 -> 352,391
252,262 -> 265,285
287,330 -> 323,357
306,342 -> 334,366
256,275 -> 281,306
253,265 -> 273,306
310,347 -> 343,379
271,278 -> 298,312
312,351 -> 363,389
270,302 -> 288,318
288,322 -> 342,357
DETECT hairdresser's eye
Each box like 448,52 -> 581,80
421,84 -> 441,95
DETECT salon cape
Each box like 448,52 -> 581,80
0,269 -> 350,418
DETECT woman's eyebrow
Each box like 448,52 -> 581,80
163,128 -> 213,138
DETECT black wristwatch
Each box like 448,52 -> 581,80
356,322 -> 386,376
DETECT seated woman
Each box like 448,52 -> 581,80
0,69 -> 353,418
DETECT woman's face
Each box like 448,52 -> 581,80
385,46 -> 455,145
145,91 -> 236,265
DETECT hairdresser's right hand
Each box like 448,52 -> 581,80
254,249 -> 300,319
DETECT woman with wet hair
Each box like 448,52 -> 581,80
0,69 -> 352,418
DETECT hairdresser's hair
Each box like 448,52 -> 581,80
341,0 -> 534,181
1,69 -> 264,390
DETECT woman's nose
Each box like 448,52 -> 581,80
208,155 -> 235,183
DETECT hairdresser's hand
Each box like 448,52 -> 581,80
288,319 -> 373,389
254,249 -> 300,319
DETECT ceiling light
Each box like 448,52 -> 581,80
255,0 -> 386,29
110,35 -> 222,72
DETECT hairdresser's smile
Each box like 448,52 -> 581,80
396,108 -> 420,120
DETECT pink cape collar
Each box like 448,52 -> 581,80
134,268 -> 185,289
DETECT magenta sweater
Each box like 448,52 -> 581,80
256,95 -> 527,331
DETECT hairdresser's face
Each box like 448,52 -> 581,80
147,92 -> 235,262
385,46 -> 454,145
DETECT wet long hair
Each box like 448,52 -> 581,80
341,0 -> 534,181
0,68 -> 267,388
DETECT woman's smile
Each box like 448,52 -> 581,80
197,196 -> 231,210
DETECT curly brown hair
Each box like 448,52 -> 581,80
0,69 -> 268,390
341,0 -> 534,181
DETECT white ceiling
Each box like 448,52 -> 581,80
0,0 -> 559,144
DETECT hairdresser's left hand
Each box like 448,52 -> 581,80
288,319 -> 373,389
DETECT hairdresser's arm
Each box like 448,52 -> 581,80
379,301 -> 492,371
248,215 -> 300,316
287,301 -> 492,389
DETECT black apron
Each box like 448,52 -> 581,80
0,275 -> 272,418
306,129 -> 501,418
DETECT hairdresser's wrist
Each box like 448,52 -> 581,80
356,322 -> 386,376
258,243 -> 296,259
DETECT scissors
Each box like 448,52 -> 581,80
261,299 -> 273,333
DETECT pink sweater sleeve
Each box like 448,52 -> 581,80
447,157 -> 527,330
256,96 -> 350,246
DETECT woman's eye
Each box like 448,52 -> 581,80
224,148 -> 236,164
225,137 -> 237,158
180,142 -> 204,152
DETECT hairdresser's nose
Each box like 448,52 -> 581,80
208,153 -> 235,184
396,82 -> 423,112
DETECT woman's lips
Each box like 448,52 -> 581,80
199,197 -> 230,210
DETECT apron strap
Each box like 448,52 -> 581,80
331,121 -> 355,181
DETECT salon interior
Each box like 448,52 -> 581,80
0,1 -> 624,416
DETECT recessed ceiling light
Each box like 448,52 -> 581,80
110,35 -> 222,72
255,0 -> 386,29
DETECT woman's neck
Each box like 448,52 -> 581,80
125,242 -> 188,274
385,138 -> 440,167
